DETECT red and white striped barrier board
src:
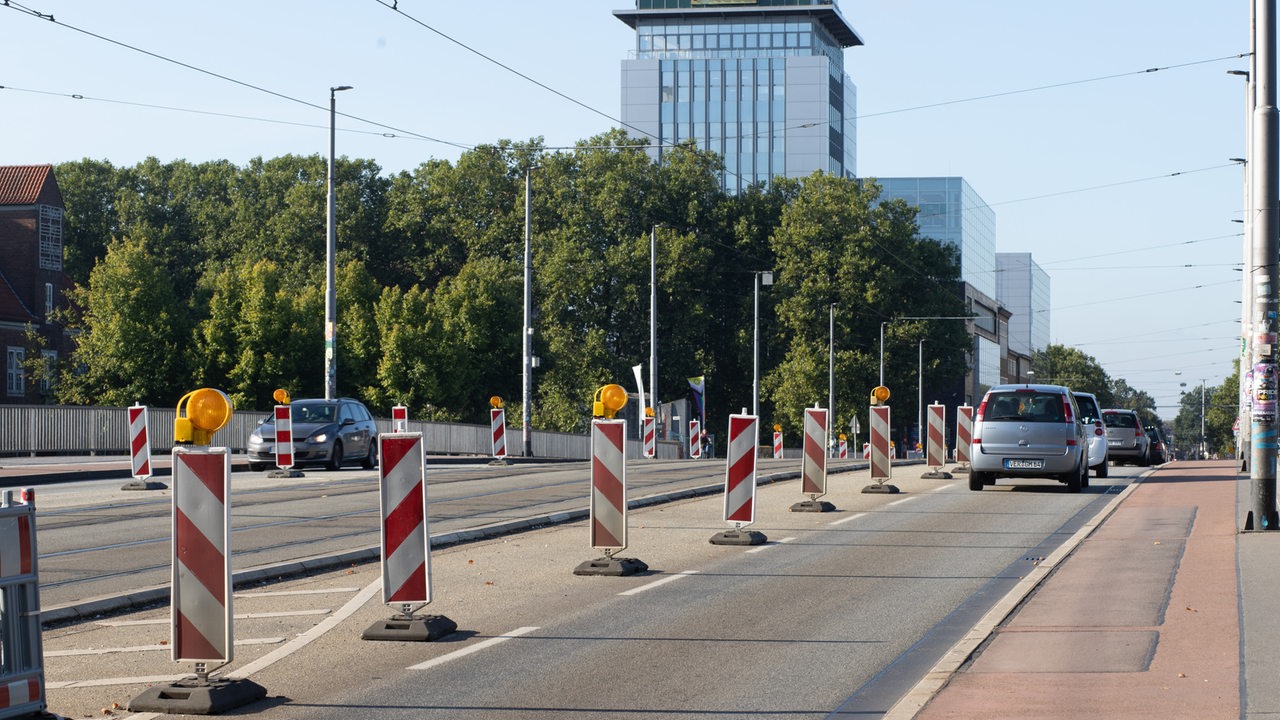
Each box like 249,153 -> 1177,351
689,420 -> 702,459
863,442 -> 871,459
0,487 -> 44,719
802,408 -> 828,497
723,414 -> 758,525
378,433 -> 432,605
870,406 -> 892,481
392,405 -> 408,432
956,405 -> 973,465
589,420 -> 628,550
274,405 -> 294,470
129,404 -> 151,480
171,447 -> 233,663
642,417 -> 656,458
838,439 -> 848,459
491,408 -> 507,459
927,404 -> 946,468
773,430 -> 783,459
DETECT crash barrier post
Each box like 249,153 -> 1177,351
863,406 -> 900,494
129,447 -> 266,714
642,417 -> 656,459
363,433 -> 456,641
711,414 -> 765,544
392,405 -> 408,432
688,420 -> 702,459
838,438 -> 848,459
773,430 -> 783,459
490,409 -> 507,460
953,405 -> 973,474
274,405 -> 294,470
922,403 -> 953,479
792,408 -> 833,512
0,487 -> 48,720
123,403 -> 166,491
575,419 -> 647,576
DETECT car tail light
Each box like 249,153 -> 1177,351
1061,395 -> 1074,424
975,398 -> 988,423
1134,427 -> 1144,438
1094,421 -> 1105,436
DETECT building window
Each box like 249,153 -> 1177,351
39,205 -> 63,271
45,282 -> 54,319
40,350 -> 57,392
6,347 -> 25,396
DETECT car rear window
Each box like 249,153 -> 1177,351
1074,395 -> 1101,422
1103,412 -> 1137,428
983,391 -> 1065,423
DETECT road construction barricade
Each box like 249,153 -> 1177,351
0,488 -> 46,720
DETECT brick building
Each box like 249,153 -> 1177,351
0,165 -> 73,403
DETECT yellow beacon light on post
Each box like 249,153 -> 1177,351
174,388 -> 233,446
592,384 -> 628,419
272,388 -> 291,405
870,385 -> 891,406
490,395 -> 504,409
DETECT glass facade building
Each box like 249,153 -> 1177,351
996,252 -> 1051,356
615,1 -> 862,191
876,177 -> 997,299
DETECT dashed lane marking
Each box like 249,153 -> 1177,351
618,570 -> 701,596
408,626 -> 542,671
830,512 -> 867,526
746,537 -> 796,554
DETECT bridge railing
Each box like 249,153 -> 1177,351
0,405 -> 682,460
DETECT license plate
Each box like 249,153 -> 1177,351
1108,441 -> 1121,447
1004,458 -> 1044,470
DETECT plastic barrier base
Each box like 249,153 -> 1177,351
120,480 -> 167,491
951,465 -> 971,474
861,482 -> 901,494
267,469 -> 304,479
921,469 -> 954,480
790,499 -> 836,513
129,677 -> 266,715
362,614 -> 458,642
709,529 -> 767,546
573,556 -> 648,576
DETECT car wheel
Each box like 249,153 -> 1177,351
1138,449 -> 1150,467
1095,461 -> 1108,478
361,441 -> 377,470
327,440 -> 344,471
969,472 -> 987,491
1066,462 -> 1083,493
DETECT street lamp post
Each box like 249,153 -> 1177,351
879,321 -> 888,387
918,338 -> 927,454
522,166 -> 539,457
830,304 -> 837,456
324,84 -> 352,401
650,225 -> 659,437
1201,378 -> 1208,460
752,270 -> 774,418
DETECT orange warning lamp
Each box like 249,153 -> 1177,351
592,384 -> 628,419
773,424 -> 782,433
645,406 -> 655,418
838,433 -> 847,441
870,385 -> 891,406
174,388 -> 233,446
490,395 -> 504,409
272,388 -> 291,405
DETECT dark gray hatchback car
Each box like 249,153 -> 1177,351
247,397 -> 379,471
969,384 -> 1089,492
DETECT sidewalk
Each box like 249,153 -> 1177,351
909,460 -> 1279,720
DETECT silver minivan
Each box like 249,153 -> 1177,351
969,384 -> 1088,492
1072,391 -> 1109,478
1102,409 -> 1150,466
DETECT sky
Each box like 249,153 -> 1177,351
0,0 -> 1252,422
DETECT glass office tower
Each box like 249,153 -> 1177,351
615,0 -> 863,192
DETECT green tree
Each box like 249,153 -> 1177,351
58,235 -> 192,406
1031,344 -> 1113,405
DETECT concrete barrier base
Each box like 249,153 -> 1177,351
573,556 -> 648,576
709,529 -> 767,545
129,677 -> 266,715
362,614 -> 458,642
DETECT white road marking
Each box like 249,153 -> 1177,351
98,609 -> 330,626
618,570 -> 701,595
887,496 -> 920,506
746,537 -> 796,554
830,512 -> 867,526
931,483 -> 956,492
235,587 -> 360,598
408,626 -> 541,671
45,637 -> 284,657
47,674 -> 188,690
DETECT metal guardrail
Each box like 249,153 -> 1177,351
0,405 -> 683,461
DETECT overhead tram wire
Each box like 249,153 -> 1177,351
856,53 -> 1250,120
1,1 -> 472,151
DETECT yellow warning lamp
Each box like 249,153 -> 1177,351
490,395 -> 504,409
773,424 -> 782,433
838,433 -> 847,441
870,385 -> 891,406
272,388 -> 291,405
645,407 -> 655,418
174,388 -> 234,446
592,384 -> 628,419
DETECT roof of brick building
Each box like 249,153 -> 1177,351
0,165 -> 57,206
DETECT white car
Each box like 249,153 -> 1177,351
1072,391 -> 1109,478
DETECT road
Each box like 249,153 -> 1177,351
29,459 -> 1144,719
